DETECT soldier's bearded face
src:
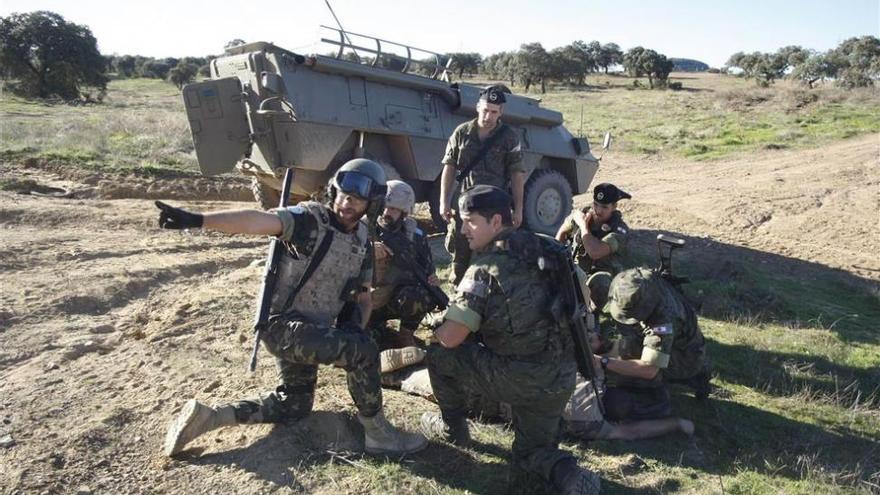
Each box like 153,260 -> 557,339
380,206 -> 403,226
476,101 -> 503,129
592,201 -> 616,224
461,211 -> 503,251
334,192 -> 368,228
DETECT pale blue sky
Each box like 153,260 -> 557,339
1,0 -> 877,67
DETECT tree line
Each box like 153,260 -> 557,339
445,41 -> 676,92
2,10 -> 878,103
726,37 -> 880,88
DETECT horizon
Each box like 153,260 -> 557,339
1,1 -> 878,68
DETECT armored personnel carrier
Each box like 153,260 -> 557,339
182,28 -> 602,234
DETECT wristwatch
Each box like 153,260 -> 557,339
600,356 -> 610,370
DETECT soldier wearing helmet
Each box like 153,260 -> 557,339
370,180 -> 441,348
154,158 -> 427,457
439,84 -> 526,285
591,267 -> 710,422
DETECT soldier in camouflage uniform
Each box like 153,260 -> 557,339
597,267 -> 710,422
155,159 -> 426,457
556,183 -> 631,276
439,85 -> 526,285
370,180 -> 441,348
422,185 -> 601,495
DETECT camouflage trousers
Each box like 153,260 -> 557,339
369,283 -> 434,332
229,315 -> 383,424
445,214 -> 472,286
427,343 -> 576,483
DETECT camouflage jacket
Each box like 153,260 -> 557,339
442,119 -> 524,193
614,269 -> 706,383
444,229 -> 571,359
563,207 -> 629,275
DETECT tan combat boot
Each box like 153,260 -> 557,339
164,399 -> 237,456
357,409 -> 428,455
380,346 -> 426,374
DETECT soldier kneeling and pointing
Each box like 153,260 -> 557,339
156,158 -> 426,457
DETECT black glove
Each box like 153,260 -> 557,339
155,201 -> 204,229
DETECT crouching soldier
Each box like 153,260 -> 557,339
422,185 -> 601,495
157,159 -> 426,457
596,268 -> 711,423
370,180 -> 443,348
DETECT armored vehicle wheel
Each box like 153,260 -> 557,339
523,169 -> 572,235
252,177 -> 281,210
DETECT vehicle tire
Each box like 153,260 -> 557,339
523,169 -> 572,235
251,177 -> 281,210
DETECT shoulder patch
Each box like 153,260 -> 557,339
617,225 -> 628,234
650,323 -> 674,336
458,278 -> 488,298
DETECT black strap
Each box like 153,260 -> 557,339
455,124 -> 509,183
280,230 -> 336,314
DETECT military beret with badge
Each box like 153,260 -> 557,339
593,183 -> 632,205
479,85 -> 508,105
458,184 -> 513,214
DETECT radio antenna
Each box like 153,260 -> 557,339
323,0 -> 361,62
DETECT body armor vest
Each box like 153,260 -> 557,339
269,202 -> 369,326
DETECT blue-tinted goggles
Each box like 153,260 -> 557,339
336,171 -> 375,200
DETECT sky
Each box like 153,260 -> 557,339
1,0 -> 877,68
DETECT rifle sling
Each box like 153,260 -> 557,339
455,124 -> 509,183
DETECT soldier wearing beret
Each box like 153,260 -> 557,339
440,85 -> 526,285
421,185 -> 601,494
556,182 -> 631,276
594,267 -> 710,422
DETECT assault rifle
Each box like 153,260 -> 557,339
248,168 -> 295,372
537,236 -> 606,415
377,226 -> 449,310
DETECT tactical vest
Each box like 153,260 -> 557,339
269,202 -> 369,326
477,230 -> 568,359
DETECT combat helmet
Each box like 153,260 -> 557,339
605,268 -> 662,325
328,158 -> 388,224
385,180 -> 415,214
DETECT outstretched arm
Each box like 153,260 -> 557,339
156,201 -> 281,236
203,210 -> 282,236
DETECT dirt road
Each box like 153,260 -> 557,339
0,134 -> 877,493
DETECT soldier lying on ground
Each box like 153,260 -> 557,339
556,183 -> 631,276
156,159 -> 426,457
419,185 -> 601,495
369,180 -> 442,349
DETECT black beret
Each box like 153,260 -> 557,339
593,183 -> 632,204
459,184 -> 512,213
479,85 -> 507,105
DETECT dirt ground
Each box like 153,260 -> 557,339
0,134 -> 877,494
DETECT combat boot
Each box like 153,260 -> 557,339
357,409 -> 428,455
164,399 -> 237,456
380,346 -> 426,374
419,412 -> 470,447
556,462 -> 601,495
